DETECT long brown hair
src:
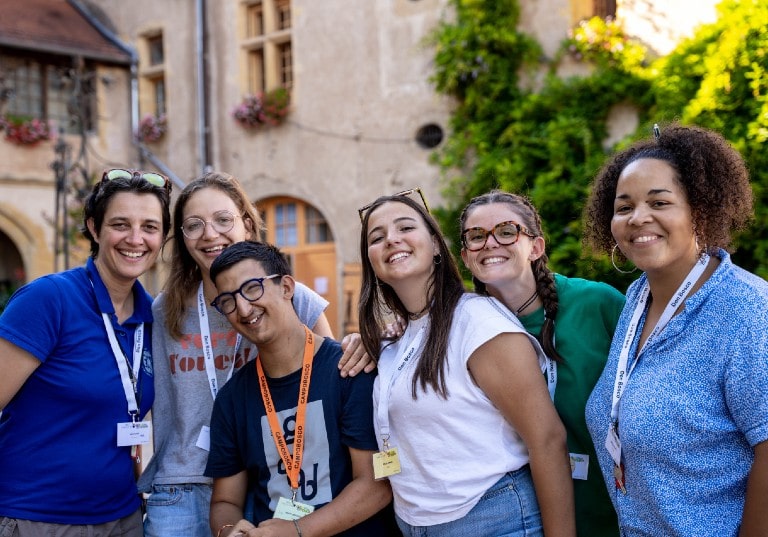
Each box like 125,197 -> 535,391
358,195 -> 465,398
460,190 -> 563,362
163,172 -> 265,339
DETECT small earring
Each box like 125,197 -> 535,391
611,244 -> 637,274
433,254 -> 442,265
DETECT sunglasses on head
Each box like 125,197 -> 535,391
102,168 -> 171,192
358,188 -> 430,223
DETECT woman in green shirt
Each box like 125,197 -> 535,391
459,190 -> 625,537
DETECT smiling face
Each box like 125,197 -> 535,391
88,192 -> 164,285
182,187 -> 253,277
365,200 -> 439,290
460,202 -> 543,292
611,158 -> 699,278
213,258 -> 293,346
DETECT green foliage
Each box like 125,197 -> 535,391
651,0 -> 768,277
430,0 -> 653,291
566,16 -> 648,73
430,0 -> 768,288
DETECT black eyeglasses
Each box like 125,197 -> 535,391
358,188 -> 430,223
461,221 -> 535,251
211,274 -> 281,315
181,211 -> 241,240
102,168 -> 171,191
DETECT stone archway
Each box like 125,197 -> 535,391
0,203 -> 55,284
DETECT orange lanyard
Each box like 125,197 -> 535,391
256,326 -> 315,493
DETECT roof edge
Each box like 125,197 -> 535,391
67,0 -> 137,63
0,38 -> 131,65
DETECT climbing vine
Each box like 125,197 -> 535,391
430,0 -> 768,288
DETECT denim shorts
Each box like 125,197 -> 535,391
0,510 -> 142,537
143,484 -> 212,537
395,465 -> 543,537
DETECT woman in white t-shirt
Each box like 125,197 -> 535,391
357,190 -> 575,537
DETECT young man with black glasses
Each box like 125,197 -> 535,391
205,241 -> 392,537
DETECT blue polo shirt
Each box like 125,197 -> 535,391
0,257 -> 154,524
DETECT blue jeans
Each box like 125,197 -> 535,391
143,484 -> 212,537
395,466 -> 543,537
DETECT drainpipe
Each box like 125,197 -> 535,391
67,0 -> 185,189
196,0 -> 211,173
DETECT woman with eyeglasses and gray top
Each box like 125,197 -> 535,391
138,172 -> 373,537
0,169 -> 172,537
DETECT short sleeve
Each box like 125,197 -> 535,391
204,381 -> 246,478
293,282 -> 329,331
339,371 -> 378,452
454,296 -> 546,370
724,339 -> 768,447
0,277 -> 63,362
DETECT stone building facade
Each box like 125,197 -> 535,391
0,0 -> 719,332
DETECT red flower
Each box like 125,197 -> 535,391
0,115 -> 52,146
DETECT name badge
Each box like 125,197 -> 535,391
569,453 -> 589,480
373,447 -> 402,480
196,425 -> 211,451
273,496 -> 314,520
605,425 -> 622,467
117,421 -> 151,447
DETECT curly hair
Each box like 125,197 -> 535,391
163,171 -> 265,340
358,194 -> 465,399
584,123 -> 753,255
459,190 -> 563,362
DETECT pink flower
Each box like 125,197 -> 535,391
0,115 -> 52,146
233,89 -> 290,129
137,113 -> 167,143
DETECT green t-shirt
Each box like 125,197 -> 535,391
519,274 -> 625,537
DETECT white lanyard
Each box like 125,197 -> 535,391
102,314 -> 144,420
610,254 -> 710,423
488,298 -> 557,400
197,282 -> 241,400
376,323 -> 427,442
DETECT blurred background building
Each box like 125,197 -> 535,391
0,0 -> 718,334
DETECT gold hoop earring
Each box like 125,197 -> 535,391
611,244 -> 637,274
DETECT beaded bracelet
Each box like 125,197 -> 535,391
293,519 -> 303,537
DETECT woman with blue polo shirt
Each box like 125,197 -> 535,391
583,124 -> 768,536
0,169 -> 172,537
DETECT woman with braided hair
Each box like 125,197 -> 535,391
460,190 -> 625,537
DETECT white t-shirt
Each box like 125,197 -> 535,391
373,293 -> 547,526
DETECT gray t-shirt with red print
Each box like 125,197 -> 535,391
137,282 -> 328,491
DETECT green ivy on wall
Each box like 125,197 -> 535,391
430,0 -> 768,290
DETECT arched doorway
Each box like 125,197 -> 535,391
258,196 -> 341,334
0,230 -> 26,311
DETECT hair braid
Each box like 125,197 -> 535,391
531,255 -> 563,362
